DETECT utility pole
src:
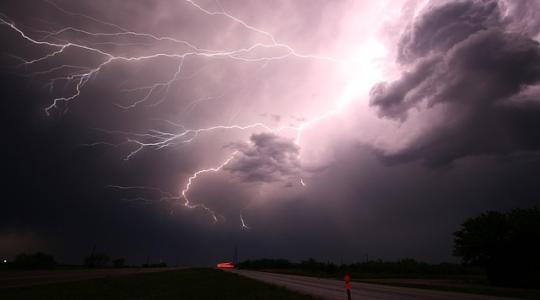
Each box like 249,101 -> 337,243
233,245 -> 238,265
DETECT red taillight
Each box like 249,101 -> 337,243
217,262 -> 235,269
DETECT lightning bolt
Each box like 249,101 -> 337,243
0,0 -> 370,228
240,213 -> 250,230
180,152 -> 239,222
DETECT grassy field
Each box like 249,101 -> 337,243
2,268 -> 317,300
359,279 -> 540,300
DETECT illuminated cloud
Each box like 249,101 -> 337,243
370,0 -> 540,165
224,133 -> 301,183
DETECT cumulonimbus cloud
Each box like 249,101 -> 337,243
369,0 -> 540,165
224,133 -> 302,183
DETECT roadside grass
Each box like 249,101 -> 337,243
2,268 -> 317,300
246,269 -> 540,300
358,279 -> 540,300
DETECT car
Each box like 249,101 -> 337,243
216,262 -> 235,269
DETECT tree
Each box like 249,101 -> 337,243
112,258 -> 126,268
84,252 -> 110,268
454,208 -> 540,287
14,252 -> 56,269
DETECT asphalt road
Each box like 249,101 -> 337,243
231,270 -> 518,300
0,267 -> 181,289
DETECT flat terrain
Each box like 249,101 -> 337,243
1,268 -> 316,300
232,270 -> 521,300
359,278 -> 540,300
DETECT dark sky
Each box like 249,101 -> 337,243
1,0 -> 539,266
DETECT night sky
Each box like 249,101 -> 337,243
1,0 -> 539,266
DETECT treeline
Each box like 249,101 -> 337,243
1,252 -> 57,270
238,258 -> 480,278
1,252 -> 167,270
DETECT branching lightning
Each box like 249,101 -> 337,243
181,152 -> 240,222
0,0 -> 375,228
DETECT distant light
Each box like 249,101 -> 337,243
217,262 -> 235,269
2,259 -> 6,263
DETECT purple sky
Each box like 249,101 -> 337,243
1,0 -> 540,265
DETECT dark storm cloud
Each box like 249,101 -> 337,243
370,0 -> 540,165
368,56 -> 440,119
224,133 -> 301,183
397,0 -> 501,63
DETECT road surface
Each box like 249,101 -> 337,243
231,270 -> 517,300
0,267 -> 181,289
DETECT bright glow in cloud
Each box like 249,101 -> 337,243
0,0 -> 410,228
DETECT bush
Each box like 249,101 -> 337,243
84,252 -> 110,268
112,258 -> 126,268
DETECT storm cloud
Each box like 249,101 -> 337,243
225,133 -> 301,183
1,0 -> 539,266
370,0 -> 540,165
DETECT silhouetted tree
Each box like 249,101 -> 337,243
13,252 -> 56,269
454,208 -> 540,287
112,257 -> 126,268
84,252 -> 109,268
